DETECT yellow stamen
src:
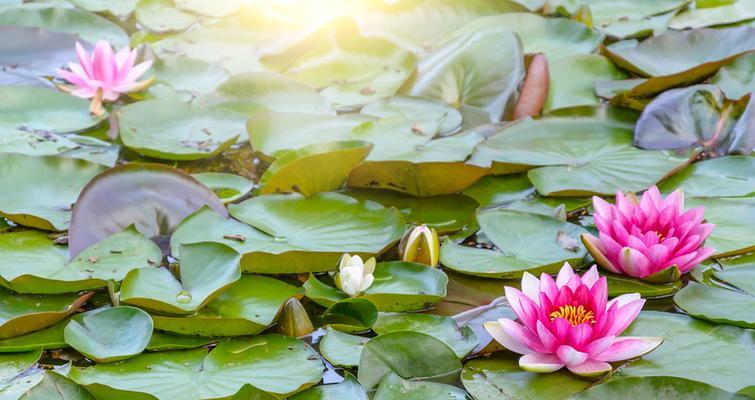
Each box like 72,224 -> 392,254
549,305 -> 595,326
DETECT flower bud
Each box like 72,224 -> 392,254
335,253 -> 375,297
399,225 -> 440,267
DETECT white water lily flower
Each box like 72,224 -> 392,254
335,253 -> 375,297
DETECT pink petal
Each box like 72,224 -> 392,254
663,188 -> 684,210
595,337 -> 663,362
584,335 -> 615,358
536,320 -> 559,352
500,318 -> 547,353
581,266 -> 600,288
92,41 -> 115,85
521,272 -> 541,306
483,320 -> 531,355
75,42 -> 93,77
605,298 -> 645,337
556,345 -> 589,366
678,247 -> 716,273
57,68 -> 88,87
555,262 -> 574,288
123,60 -> 153,83
567,359 -> 612,377
519,353 -> 564,373
592,196 -> 613,220
505,287 -> 538,331
646,244 -> 670,270
618,247 -> 651,278
567,323 -> 593,350
114,47 -> 136,82
539,273 -> 559,302
607,292 -> 641,309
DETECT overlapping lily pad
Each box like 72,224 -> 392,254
120,242 -> 241,314
0,290 -> 90,339
151,274 -> 300,336
319,327 -> 367,368
440,209 -> 587,278
322,298 -> 378,333
670,0 -> 755,29
375,372 -> 469,400
658,156 -> 755,197
63,306 -> 153,362
0,86 -> 105,134
545,54 -> 628,112
360,96 -> 463,137
674,281 -> 755,329
711,52 -> 755,100
69,335 -> 325,399
171,193 -> 405,273
146,56 -> 229,98
192,172 -> 254,204
134,0 -> 198,33
373,313 -> 477,358
290,374 -> 368,400
0,226 -> 161,294
469,111 -> 690,196
0,26 -> 80,85
685,196 -> 755,256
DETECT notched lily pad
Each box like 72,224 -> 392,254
64,306 -> 153,362
0,290 -> 91,339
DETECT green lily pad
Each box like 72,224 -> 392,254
206,72 -> 333,116
353,0 -> 527,53
67,163 -> 228,257
121,242 -> 241,315
134,0 -> 198,33
119,100 -> 244,161
440,209 -> 587,278
711,52 -> 755,99
64,306 -> 153,362
146,56 -> 229,97
448,12 -> 604,61
174,0 -> 244,17
604,26 -> 755,97
606,274 -> 682,297
686,196 -> 755,256
0,349 -> 44,395
0,319 -> 69,353
375,372 -> 468,400
192,172 -> 254,204
360,96 -> 463,137
670,0 -> 755,29
259,141 -> 372,196
0,26 -> 79,85
461,174 -> 591,214
614,311 -> 755,394
0,226 -> 161,294
262,18 -> 417,110
0,133 -> 118,167
469,112 -> 689,196
408,27 -> 524,122
0,5 -> 128,48
151,275 -> 300,336
461,353 -> 592,399
674,281 -> 755,328
574,376 -> 750,400
373,313 -> 478,358
658,156 -> 755,197
69,0 -> 138,17
248,111 -> 374,161
319,327 -> 368,368
0,154 -> 104,231
551,0 -> 688,27
13,366 -> 95,400
69,335 -> 325,399
171,193 -> 405,273
0,86 -> 105,135
322,298 -> 378,333
302,274 -> 347,307
146,331 -> 220,352
290,374 -> 368,400
358,331 -> 462,392
600,11 -> 678,40
713,263 -> 755,295
0,290 -> 90,339
340,189 -> 478,233
544,54 -> 628,112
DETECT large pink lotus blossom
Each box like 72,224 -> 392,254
57,41 -> 153,115
581,186 -> 715,283
484,263 -> 662,377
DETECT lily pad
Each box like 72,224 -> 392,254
606,274 -> 682,297
469,112 -> 689,196
461,174 -> 591,214
544,54 -> 628,112
670,0 -> 755,29
151,274 -> 300,336
686,196 -> 755,256
322,298 -> 378,333
146,56 -> 229,97
440,209 -> 587,278
119,99 -> 245,161
261,18 -> 417,110
120,242 -> 241,315
550,0 -> 688,28
711,52 -> 755,99
0,154 -> 104,231
259,141 -> 372,196
248,111 -> 375,161
0,86 -> 105,135
69,0 -> 138,16
319,328 -> 367,368
207,72 -> 333,116
358,331 -> 462,392
192,172 -> 254,204
0,226 -> 161,294
0,290 -> 90,339
372,313 -> 478,358
134,0 -> 198,33
340,189 -> 478,233
574,376 -> 750,400
146,331 -> 220,352
13,366 -> 95,400
408,27 -> 524,122
63,306 -> 153,362
374,372 -> 469,400
674,281 -> 755,328
360,96 -> 463,137
658,156 -> 755,197
171,193 -> 405,273
0,5 -> 129,48
69,335 -> 325,399
0,319 -> 69,353
68,163 -> 228,257
0,26 -> 80,85
290,374 -> 368,400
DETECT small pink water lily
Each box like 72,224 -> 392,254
581,186 -> 715,283
57,41 -> 153,116
484,263 -> 662,377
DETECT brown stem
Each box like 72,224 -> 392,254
514,53 -> 549,120
89,88 -> 104,116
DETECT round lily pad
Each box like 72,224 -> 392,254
259,141 -> 372,196
373,313 -> 477,358
658,156 -> 755,197
360,96 -> 463,137
134,0 -> 198,33
119,99 -> 245,161
290,374 -> 368,400
0,86 -> 106,135
319,327 -> 367,368
322,298 -> 378,333
686,196 -> 755,256
69,335 -> 325,399
120,242 -> 241,315
146,55 -> 229,96
375,372 -> 468,400
192,172 -> 254,204
63,306 -> 153,362
674,281 -> 755,329
0,290 -> 90,339
0,154 -> 104,231
171,192 -> 405,273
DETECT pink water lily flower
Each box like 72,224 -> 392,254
581,186 -> 715,283
57,41 -> 153,115
484,263 -> 662,377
